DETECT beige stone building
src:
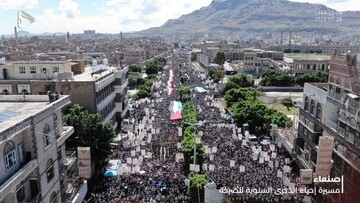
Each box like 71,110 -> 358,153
0,95 -> 87,203
0,60 -> 129,130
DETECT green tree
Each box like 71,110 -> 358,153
282,97 -> 294,110
63,104 -> 115,164
284,49 -> 292,53
188,172 -> 208,203
295,72 -> 328,86
128,64 -> 142,73
260,69 -> 293,87
229,74 -> 254,87
214,51 -> 226,65
224,88 -> 292,134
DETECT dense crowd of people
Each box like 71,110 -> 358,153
85,51 -> 307,203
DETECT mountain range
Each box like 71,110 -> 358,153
4,30 -> 66,38
140,0 -> 360,37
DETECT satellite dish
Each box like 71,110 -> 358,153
17,10 -> 35,29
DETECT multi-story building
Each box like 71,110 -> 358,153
290,58 -> 330,76
0,60 -> 129,130
295,51 -> 360,203
0,95 -> 87,203
243,52 -> 275,77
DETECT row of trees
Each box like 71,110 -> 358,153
180,70 -> 188,84
63,104 -> 115,169
135,58 -> 167,99
284,49 -> 323,54
178,71 -> 208,202
145,57 -> 167,75
224,87 -> 292,135
223,73 -> 254,92
260,69 -> 328,87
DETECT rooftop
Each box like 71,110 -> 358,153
0,95 -> 70,134
306,83 -> 328,92
73,65 -> 117,81
284,53 -> 330,60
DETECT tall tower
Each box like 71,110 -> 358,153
289,29 -> 292,46
14,26 -> 18,39
120,31 -> 123,41
280,30 -> 283,51
67,31 -> 70,41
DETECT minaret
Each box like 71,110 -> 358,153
280,30 -> 283,51
120,31 -> 123,41
14,26 -> 18,39
289,29 -> 292,46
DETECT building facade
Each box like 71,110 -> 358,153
295,51 -> 360,203
0,95 -> 86,203
0,60 -> 129,130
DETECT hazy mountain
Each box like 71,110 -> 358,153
140,0 -> 360,36
4,31 -> 66,38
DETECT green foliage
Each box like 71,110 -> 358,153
145,57 -> 167,75
182,102 -> 198,124
63,104 -> 115,162
228,73 -> 254,88
146,74 -> 157,80
181,133 -> 205,164
282,97 -> 294,110
260,69 -> 294,87
208,69 -> 222,83
128,64 -> 142,73
284,49 -> 292,53
259,69 -> 328,87
294,72 -> 328,87
224,88 -> 292,134
224,88 -> 257,107
214,51 -> 226,65
188,172 -> 209,203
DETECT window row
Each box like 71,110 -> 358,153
18,66 -> 60,74
304,96 -> 322,120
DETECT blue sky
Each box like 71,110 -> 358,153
0,0 -> 358,35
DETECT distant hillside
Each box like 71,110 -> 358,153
139,0 -> 360,36
5,31 -> 66,38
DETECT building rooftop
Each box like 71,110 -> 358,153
284,53 -> 330,60
306,83 -> 328,92
0,95 -> 70,134
73,65 -> 116,81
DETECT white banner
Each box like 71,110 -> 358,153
316,136 -> 334,177
240,165 -> 245,172
77,147 -> 91,178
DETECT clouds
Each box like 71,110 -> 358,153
58,0 -> 80,18
1,0 -> 358,34
0,0 -> 38,10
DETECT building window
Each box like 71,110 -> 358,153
19,67 -> 25,74
304,97 -> 309,111
57,148 -> 62,161
42,68 -> 47,74
46,159 -> 55,182
53,66 -> 59,73
16,182 -> 25,202
4,141 -> 17,171
310,100 -> 315,115
50,191 -> 57,203
43,123 -> 51,148
21,89 -> 29,95
316,103 -> 322,120
1,89 -> 10,95
30,66 -> 36,74
348,128 -> 356,144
